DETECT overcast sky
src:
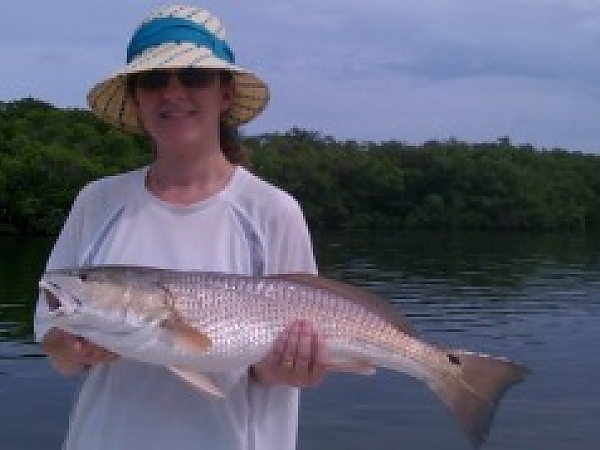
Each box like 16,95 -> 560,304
2,1 -> 599,151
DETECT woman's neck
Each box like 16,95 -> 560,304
146,150 -> 236,205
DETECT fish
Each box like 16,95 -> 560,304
38,265 -> 529,447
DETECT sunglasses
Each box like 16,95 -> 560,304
132,68 -> 219,91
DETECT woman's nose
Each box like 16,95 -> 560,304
161,73 -> 186,95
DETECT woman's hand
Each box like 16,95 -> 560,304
250,320 -> 328,388
42,328 -> 119,376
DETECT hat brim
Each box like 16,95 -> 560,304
87,43 -> 269,132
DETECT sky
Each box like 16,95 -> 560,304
2,1 -> 600,152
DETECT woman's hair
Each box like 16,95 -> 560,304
219,71 -> 247,165
219,120 -> 246,165
126,70 -> 247,165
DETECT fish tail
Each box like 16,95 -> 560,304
427,349 -> 529,448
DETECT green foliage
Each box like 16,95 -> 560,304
1,98 -> 600,235
0,98 -> 152,234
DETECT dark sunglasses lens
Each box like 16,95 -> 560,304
179,69 -> 216,88
134,69 -> 217,91
136,71 -> 170,90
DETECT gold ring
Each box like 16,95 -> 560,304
283,358 -> 294,369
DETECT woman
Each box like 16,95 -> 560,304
35,5 -> 326,449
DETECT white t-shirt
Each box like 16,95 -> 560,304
34,166 -> 317,450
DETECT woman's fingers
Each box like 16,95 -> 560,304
71,335 -> 119,365
43,329 -> 118,376
293,321 -> 313,373
252,320 -> 328,388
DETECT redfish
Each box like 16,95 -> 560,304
38,265 -> 529,447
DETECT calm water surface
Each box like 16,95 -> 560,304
1,232 -> 599,449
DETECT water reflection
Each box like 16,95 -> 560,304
301,231 -> 600,450
0,236 -> 53,344
1,232 -> 600,449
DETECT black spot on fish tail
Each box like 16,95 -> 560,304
448,353 -> 461,365
429,349 -> 529,447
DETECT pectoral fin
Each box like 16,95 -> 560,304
169,366 -> 224,398
326,358 -> 376,376
155,284 -> 211,352
161,318 -> 212,352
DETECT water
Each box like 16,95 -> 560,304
1,232 -> 600,449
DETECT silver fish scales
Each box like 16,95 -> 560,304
38,265 -> 529,448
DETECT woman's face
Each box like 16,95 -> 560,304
131,69 -> 234,152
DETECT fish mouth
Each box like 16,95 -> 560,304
39,279 -> 82,312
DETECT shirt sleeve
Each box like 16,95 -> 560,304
263,197 -> 317,276
33,173 -> 132,342
33,191 -> 85,342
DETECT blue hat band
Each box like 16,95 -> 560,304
126,16 -> 235,64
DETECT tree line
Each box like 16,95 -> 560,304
1,97 -> 600,235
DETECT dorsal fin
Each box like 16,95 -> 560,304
268,273 -> 419,338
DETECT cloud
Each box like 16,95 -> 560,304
1,0 -> 599,151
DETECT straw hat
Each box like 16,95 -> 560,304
87,5 -> 269,132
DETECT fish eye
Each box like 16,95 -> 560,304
49,281 -> 61,290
